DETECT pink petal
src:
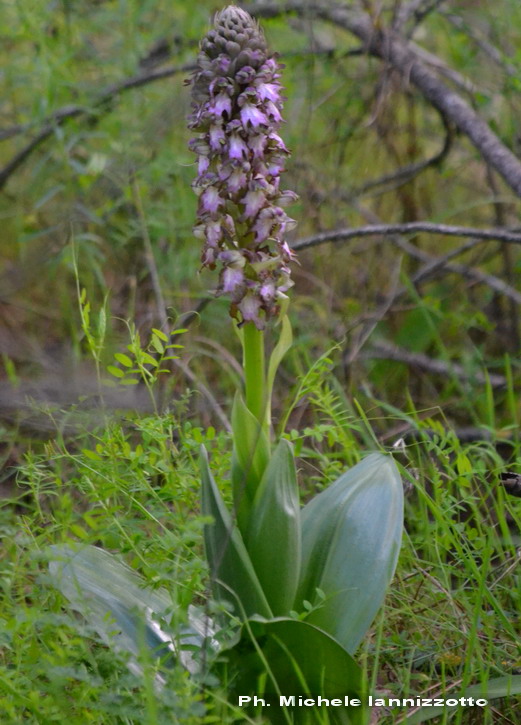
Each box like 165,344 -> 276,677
229,134 -> 249,160
240,103 -> 268,128
255,82 -> 281,103
242,189 -> 266,219
222,267 -> 245,294
209,125 -> 225,150
200,186 -> 222,214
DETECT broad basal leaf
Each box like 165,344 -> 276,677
246,439 -> 301,615
48,545 -> 215,678
200,446 -> 273,619
220,616 -> 366,724
297,453 -> 403,653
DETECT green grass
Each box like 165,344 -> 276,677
1,363 -> 520,723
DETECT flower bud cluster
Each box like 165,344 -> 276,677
187,6 -> 297,328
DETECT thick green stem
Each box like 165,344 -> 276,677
242,322 -> 268,433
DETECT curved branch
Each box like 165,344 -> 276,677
292,222 -> 521,251
362,339 -> 507,388
349,200 -> 521,307
404,0 -> 449,35
0,63 -> 195,191
248,1 -> 521,197
390,235 -> 521,306
351,112 -> 453,197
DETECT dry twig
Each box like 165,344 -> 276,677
361,339 -> 507,389
0,63 -> 195,191
292,222 -> 521,251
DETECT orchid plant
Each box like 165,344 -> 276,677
50,7 -> 403,724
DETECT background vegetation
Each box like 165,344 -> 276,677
1,0 -> 520,722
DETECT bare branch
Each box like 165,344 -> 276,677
393,0 -> 429,31
343,255 -> 403,367
0,63 -> 195,191
247,1 -> 521,197
394,236 -> 521,306
349,199 -> 521,307
0,66 -> 195,146
0,124 -> 27,142
351,113 -> 453,197
406,40 -> 479,94
362,339 -> 507,388
301,193 -> 521,306
393,0 -> 449,32
292,222 -> 521,252
409,237 -> 486,284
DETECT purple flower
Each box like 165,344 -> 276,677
248,134 -> 266,158
252,207 -> 277,243
264,101 -> 282,123
265,156 -> 286,177
276,190 -> 299,207
260,281 -> 276,302
242,189 -> 266,219
187,6 -> 298,328
238,293 -> 262,326
226,168 -> 248,194
197,155 -> 210,175
210,92 -> 232,118
222,266 -> 245,296
235,66 -> 256,84
206,219 -> 223,246
254,82 -> 281,103
239,102 -> 268,129
228,133 -> 249,160
267,131 -> 289,153
209,124 -> 225,150
200,186 -> 222,214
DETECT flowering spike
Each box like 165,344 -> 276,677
187,6 -> 297,329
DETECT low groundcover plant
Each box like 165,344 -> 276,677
49,7 -> 404,724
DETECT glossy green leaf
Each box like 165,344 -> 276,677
150,335 -> 164,354
114,353 -> 133,367
406,675 -> 521,723
246,439 -> 301,615
140,351 -> 158,366
297,453 -> 403,653
200,447 -> 272,619
107,365 -> 125,378
220,617 -> 365,724
152,328 -> 169,342
48,545 -> 215,678
230,392 -> 270,532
